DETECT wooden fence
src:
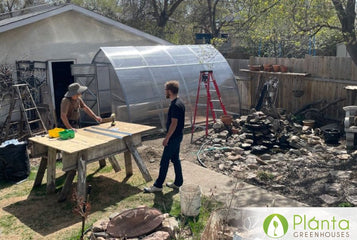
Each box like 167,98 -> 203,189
227,55 -> 357,121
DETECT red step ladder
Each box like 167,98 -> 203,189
191,70 -> 227,142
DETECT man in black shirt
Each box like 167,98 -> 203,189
144,80 -> 185,193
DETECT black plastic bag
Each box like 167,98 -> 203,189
0,142 -> 30,182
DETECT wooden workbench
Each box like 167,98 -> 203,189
29,121 -> 155,201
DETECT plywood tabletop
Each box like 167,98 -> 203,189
29,121 -> 156,153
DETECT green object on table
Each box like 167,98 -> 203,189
59,129 -> 75,140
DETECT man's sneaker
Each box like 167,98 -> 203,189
166,182 -> 180,190
143,185 -> 162,193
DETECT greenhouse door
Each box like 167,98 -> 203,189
70,64 -> 100,126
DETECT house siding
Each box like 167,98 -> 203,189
0,10 -> 161,65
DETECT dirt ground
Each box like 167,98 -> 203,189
140,130 -> 205,165
139,128 -> 357,207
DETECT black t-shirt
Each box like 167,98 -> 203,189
166,98 -> 185,139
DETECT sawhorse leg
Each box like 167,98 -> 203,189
124,151 -> 133,177
124,137 -> 152,182
58,170 -> 76,202
33,156 -> 47,188
108,156 -> 121,172
99,159 -> 106,168
47,148 -> 57,194
77,154 -> 87,199
98,156 -> 122,172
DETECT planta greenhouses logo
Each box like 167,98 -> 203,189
263,214 -> 289,238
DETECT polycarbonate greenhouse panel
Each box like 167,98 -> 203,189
92,45 -> 240,130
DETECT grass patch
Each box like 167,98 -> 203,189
0,157 -> 215,239
0,214 -> 17,234
257,171 -> 274,182
169,196 -> 219,240
338,202 -> 353,207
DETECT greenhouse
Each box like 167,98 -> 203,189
91,44 -> 240,130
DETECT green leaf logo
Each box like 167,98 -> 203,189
263,214 -> 288,238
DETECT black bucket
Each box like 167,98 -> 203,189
323,128 -> 340,144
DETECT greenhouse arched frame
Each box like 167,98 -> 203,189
90,44 -> 241,130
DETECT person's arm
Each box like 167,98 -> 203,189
61,113 -> 73,130
82,104 -> 102,123
163,118 -> 177,146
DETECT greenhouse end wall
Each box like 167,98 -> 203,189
92,45 -> 240,130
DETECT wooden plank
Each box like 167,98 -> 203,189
124,151 -> 133,177
28,121 -> 155,154
33,156 -> 47,187
240,69 -> 310,76
124,136 -> 152,182
46,147 -> 56,194
31,142 -> 47,158
62,152 -> 79,171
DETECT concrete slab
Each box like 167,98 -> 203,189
151,160 -> 307,207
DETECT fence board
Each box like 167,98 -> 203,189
228,56 -> 357,120
234,55 -> 356,81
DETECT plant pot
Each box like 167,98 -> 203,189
220,115 -> 233,125
248,65 -> 262,71
280,65 -> 288,72
302,119 -> 315,128
272,65 -> 280,72
323,129 -> 340,144
263,64 -> 273,72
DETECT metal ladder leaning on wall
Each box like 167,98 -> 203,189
191,70 -> 227,143
2,84 -> 47,140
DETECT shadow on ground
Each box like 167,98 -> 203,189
3,174 -> 141,236
153,189 -> 179,213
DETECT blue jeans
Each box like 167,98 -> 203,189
154,135 -> 183,188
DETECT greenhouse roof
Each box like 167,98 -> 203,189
92,45 -> 240,129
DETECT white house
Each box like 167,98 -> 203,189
0,3 -> 171,126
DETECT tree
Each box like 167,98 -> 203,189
332,0 -> 357,64
0,0 -> 48,14
150,0 -> 185,37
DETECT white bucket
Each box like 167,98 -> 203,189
180,184 -> 201,217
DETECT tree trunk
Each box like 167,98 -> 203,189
346,42 -> 357,67
332,0 -> 357,66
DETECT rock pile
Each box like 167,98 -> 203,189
199,110 -> 357,206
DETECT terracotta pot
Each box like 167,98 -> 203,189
263,64 -> 272,72
248,65 -> 262,71
280,65 -> 288,72
220,115 -> 232,125
302,119 -> 315,128
272,65 -> 280,72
